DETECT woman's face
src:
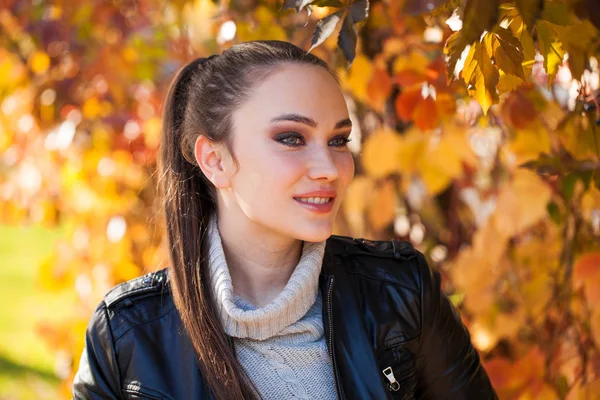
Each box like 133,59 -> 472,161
218,63 -> 355,242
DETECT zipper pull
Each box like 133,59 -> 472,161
382,367 -> 401,392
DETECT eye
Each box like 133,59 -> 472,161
276,132 -> 305,147
329,136 -> 352,147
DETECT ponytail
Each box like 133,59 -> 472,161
157,57 -> 260,400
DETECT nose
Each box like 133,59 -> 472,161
307,146 -> 339,181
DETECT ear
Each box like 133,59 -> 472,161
194,135 -> 232,189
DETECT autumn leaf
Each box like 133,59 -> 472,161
394,84 -> 440,131
484,27 -> 526,80
349,0 -> 369,23
573,252 -> 600,304
366,65 -> 393,112
514,0 -> 543,28
535,20 -> 566,86
493,169 -> 552,237
367,178 -> 397,230
454,0 -> 500,62
462,42 -> 499,114
338,13 -> 358,63
361,128 -> 403,178
308,11 -> 343,53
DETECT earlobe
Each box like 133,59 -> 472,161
194,136 -> 231,189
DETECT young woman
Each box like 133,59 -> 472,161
73,40 -> 497,400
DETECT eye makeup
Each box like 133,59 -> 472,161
274,132 -> 352,148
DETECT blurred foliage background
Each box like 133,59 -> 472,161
0,0 -> 599,398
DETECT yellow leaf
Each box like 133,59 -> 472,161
493,169 -> 551,237
396,127 -> 426,174
485,27 -> 526,80
362,128 -> 403,178
341,54 -> 373,103
536,20 -> 565,86
419,160 -> 453,195
462,42 -> 499,114
29,50 -> 50,74
343,176 -> 374,236
392,50 -> 429,75
418,135 -> 472,195
506,123 -> 551,164
581,182 -> 600,223
497,71 -> 524,94
367,179 -> 397,231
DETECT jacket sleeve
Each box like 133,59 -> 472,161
415,252 -> 498,399
72,301 -> 122,399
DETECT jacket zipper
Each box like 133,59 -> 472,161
327,275 -> 343,400
382,366 -> 401,391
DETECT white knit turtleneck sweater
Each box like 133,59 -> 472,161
207,216 -> 337,400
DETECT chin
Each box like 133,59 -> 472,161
294,221 -> 334,242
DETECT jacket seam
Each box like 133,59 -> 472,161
345,269 -> 420,293
101,302 -> 124,400
113,304 -> 178,343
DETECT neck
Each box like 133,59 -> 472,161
215,212 -> 304,308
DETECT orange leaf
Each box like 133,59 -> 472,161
412,95 -> 438,131
573,252 -> 600,304
395,85 -> 421,122
366,67 -> 393,113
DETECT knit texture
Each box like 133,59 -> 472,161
206,216 -> 337,399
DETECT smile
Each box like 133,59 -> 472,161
293,197 -> 332,204
293,197 -> 335,214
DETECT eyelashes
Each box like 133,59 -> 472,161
276,132 -> 352,148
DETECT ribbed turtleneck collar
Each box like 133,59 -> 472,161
206,216 -> 327,340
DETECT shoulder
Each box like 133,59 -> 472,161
103,268 -> 171,309
88,268 -> 177,342
325,234 -> 433,293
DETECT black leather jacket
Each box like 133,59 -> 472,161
73,235 -> 498,399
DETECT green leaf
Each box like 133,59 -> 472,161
308,11 -> 343,53
462,42 -> 499,114
520,153 -> 566,175
338,13 -> 358,64
485,27 -> 526,80
547,201 -> 562,225
349,0 -> 369,23
561,173 -> 577,201
514,0 -> 543,28
536,20 -> 565,86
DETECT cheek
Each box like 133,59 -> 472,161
238,153 -> 306,195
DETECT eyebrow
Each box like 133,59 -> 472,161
270,113 -> 352,130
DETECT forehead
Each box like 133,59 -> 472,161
232,63 -> 348,129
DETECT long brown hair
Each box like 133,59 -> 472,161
157,41 -> 336,400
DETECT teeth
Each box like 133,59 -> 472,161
296,197 -> 331,204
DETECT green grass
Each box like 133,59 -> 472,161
0,223 -> 71,399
